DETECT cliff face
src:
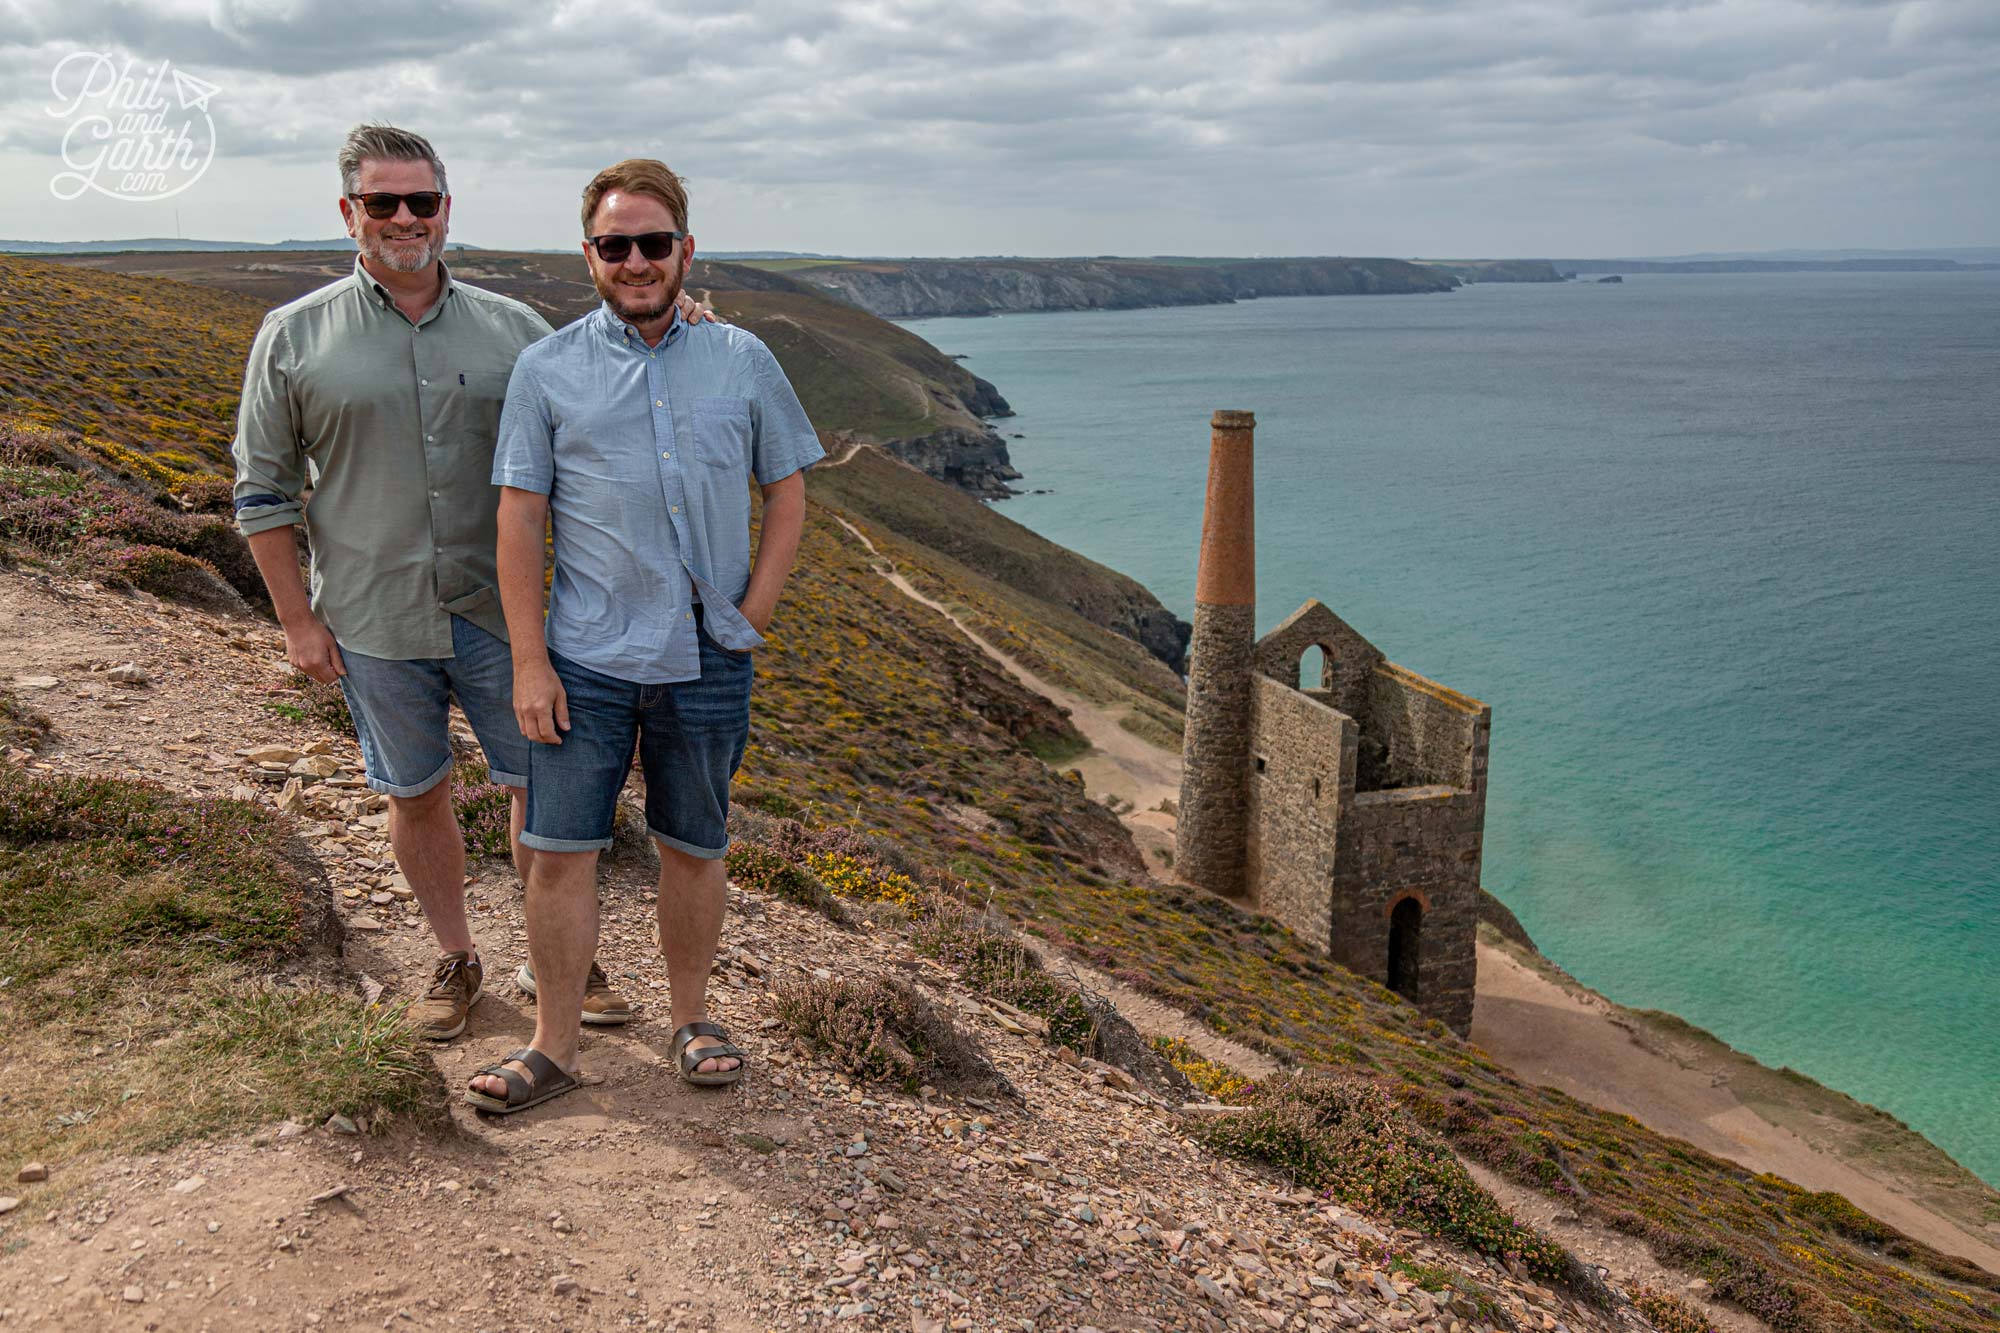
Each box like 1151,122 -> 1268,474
791,257 -> 1457,319
878,426 -> 1022,500
1423,259 -> 1566,283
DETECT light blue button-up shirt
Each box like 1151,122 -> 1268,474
492,304 -> 824,684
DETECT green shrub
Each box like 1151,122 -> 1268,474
285,672 -> 356,736
910,907 -> 1099,1054
1154,1036 -> 1254,1102
89,540 -> 241,611
452,765 -> 513,861
772,973 -> 1010,1098
1190,1072 -> 1572,1282
726,840 -> 848,923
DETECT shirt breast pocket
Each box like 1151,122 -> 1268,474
690,396 -> 752,472
455,370 -> 513,447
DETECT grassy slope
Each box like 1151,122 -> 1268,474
43,249 -> 1003,451
812,446 -> 1192,680
5,255 -> 1998,1331
0,770 -> 435,1174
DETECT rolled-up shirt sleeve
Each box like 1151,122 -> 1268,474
491,355 -> 554,494
230,316 -> 306,536
747,342 -> 825,486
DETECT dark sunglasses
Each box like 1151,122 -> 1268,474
587,231 -> 686,263
347,191 -> 443,220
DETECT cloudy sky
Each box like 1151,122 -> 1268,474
1,0 -> 1994,257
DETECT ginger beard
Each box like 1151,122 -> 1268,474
591,250 -> 685,326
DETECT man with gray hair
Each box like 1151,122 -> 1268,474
232,125 -> 707,1040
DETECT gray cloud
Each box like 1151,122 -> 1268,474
1,0 -> 1993,255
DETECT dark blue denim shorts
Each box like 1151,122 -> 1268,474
520,624 -> 754,859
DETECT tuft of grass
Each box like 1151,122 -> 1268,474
1189,1071 -> 1574,1284
1633,1286 -> 1718,1333
0,687 -> 53,751
1389,1258 -> 1458,1292
0,770 -> 438,1174
283,672 -> 357,736
772,974 -> 1010,1098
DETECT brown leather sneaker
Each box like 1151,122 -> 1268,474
514,960 -> 635,1026
410,950 -> 483,1041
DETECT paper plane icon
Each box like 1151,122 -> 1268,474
171,67 -> 220,112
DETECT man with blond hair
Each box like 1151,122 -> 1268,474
233,127 -> 707,1041
467,159 -> 820,1112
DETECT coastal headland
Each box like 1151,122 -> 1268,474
1,251 -> 1995,1331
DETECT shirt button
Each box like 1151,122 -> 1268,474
684,612 -> 692,621
661,451 -> 670,459
655,399 -> 664,407
420,378 -> 429,386
671,505 -> 680,514
426,433 -> 435,442
431,490 -> 440,498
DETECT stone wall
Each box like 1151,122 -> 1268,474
1245,676 -> 1354,952
1359,662 -> 1491,793
1176,602 -> 1257,897
1251,601 -> 1384,722
1329,785 -> 1484,1035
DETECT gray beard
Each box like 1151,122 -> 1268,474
359,230 -> 443,274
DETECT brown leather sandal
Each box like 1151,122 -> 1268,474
670,1021 -> 745,1087
464,1047 -> 580,1114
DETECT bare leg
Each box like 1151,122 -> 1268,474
507,786 -> 537,886
657,844 -> 738,1076
388,780 -> 471,956
470,848 -> 598,1097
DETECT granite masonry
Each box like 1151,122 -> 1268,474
1175,411 -> 1490,1034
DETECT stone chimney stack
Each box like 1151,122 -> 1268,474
1176,410 -> 1257,896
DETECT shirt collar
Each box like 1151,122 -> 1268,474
352,255 -> 455,322
594,300 -> 683,351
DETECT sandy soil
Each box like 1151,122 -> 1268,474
1472,941 -> 2000,1271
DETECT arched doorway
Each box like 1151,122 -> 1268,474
1387,897 -> 1422,1001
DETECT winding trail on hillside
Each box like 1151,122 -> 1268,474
821,503 -> 2000,1277
827,510 -> 1179,812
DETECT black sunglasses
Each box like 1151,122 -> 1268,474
347,191 -> 443,220
587,231 -> 686,263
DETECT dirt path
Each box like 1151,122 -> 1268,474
828,512 -> 1180,813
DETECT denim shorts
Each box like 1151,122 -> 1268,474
520,623 -> 754,859
338,615 -> 530,797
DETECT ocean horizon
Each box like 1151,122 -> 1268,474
901,272 -> 2000,1186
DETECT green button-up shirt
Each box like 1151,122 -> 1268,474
230,258 -> 553,660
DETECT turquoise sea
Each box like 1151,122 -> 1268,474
900,272 -> 2000,1186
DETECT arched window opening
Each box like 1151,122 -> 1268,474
1387,897 -> 1423,1001
1298,643 -> 1331,691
